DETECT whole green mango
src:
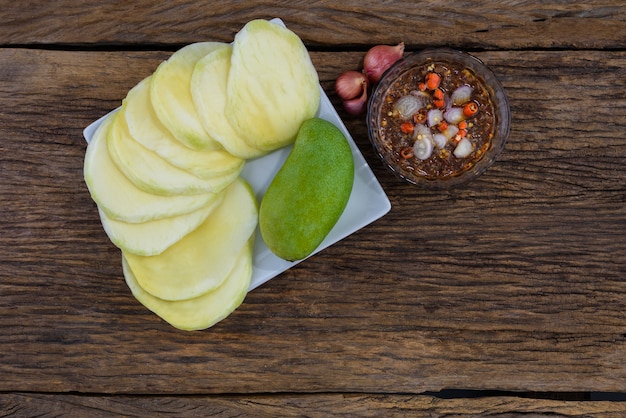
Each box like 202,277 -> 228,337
260,118 -> 354,261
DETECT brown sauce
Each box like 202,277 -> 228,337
377,61 -> 496,180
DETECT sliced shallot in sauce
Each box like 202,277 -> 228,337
427,108 -> 444,127
412,125 -> 434,160
393,95 -> 423,120
444,107 -> 465,125
433,133 -> 448,148
413,137 -> 433,160
453,138 -> 474,158
451,85 -> 473,105
441,124 -> 460,140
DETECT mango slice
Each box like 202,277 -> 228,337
124,178 -> 258,301
151,42 -> 225,150
99,191 -> 223,257
225,19 -> 320,152
84,113 -> 217,223
124,76 -> 245,179
260,118 -> 354,261
122,239 -> 252,331
107,111 -> 241,196
191,45 -> 266,159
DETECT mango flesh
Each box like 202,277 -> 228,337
150,42 -> 225,150
122,239 -> 253,331
98,191 -> 222,257
124,178 -> 258,301
191,45 -> 266,159
225,19 -> 320,152
124,76 -> 244,179
83,113 -> 217,223
259,118 -> 354,261
107,111 -> 241,196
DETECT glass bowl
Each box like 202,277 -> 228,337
367,48 -> 510,189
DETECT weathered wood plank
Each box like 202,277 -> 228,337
1,1 -> 625,50
2,393 -> 626,417
0,48 -> 625,395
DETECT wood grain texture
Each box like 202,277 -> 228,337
2,393 -> 626,417
1,47 -> 625,397
0,1 -> 625,49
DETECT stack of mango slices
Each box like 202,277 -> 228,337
83,19 -> 320,330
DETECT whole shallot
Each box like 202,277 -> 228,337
334,42 -> 405,116
363,42 -> 405,83
335,70 -> 368,101
342,87 -> 369,116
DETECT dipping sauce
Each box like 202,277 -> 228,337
367,49 -> 510,188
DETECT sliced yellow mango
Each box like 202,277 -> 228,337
151,42 -> 225,150
84,113 -> 217,223
99,190 -> 223,257
225,19 -> 320,152
191,45 -> 266,159
124,177 -> 258,301
122,239 -> 252,331
123,76 -> 245,179
107,111 -> 241,196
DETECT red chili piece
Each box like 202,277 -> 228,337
463,102 -> 479,117
413,109 -> 427,124
400,147 -> 414,159
400,122 -> 414,134
425,72 -> 441,90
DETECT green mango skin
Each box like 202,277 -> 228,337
260,118 -> 354,261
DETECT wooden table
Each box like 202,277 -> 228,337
2,1 -> 626,415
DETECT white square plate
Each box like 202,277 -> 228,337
82,25 -> 390,291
